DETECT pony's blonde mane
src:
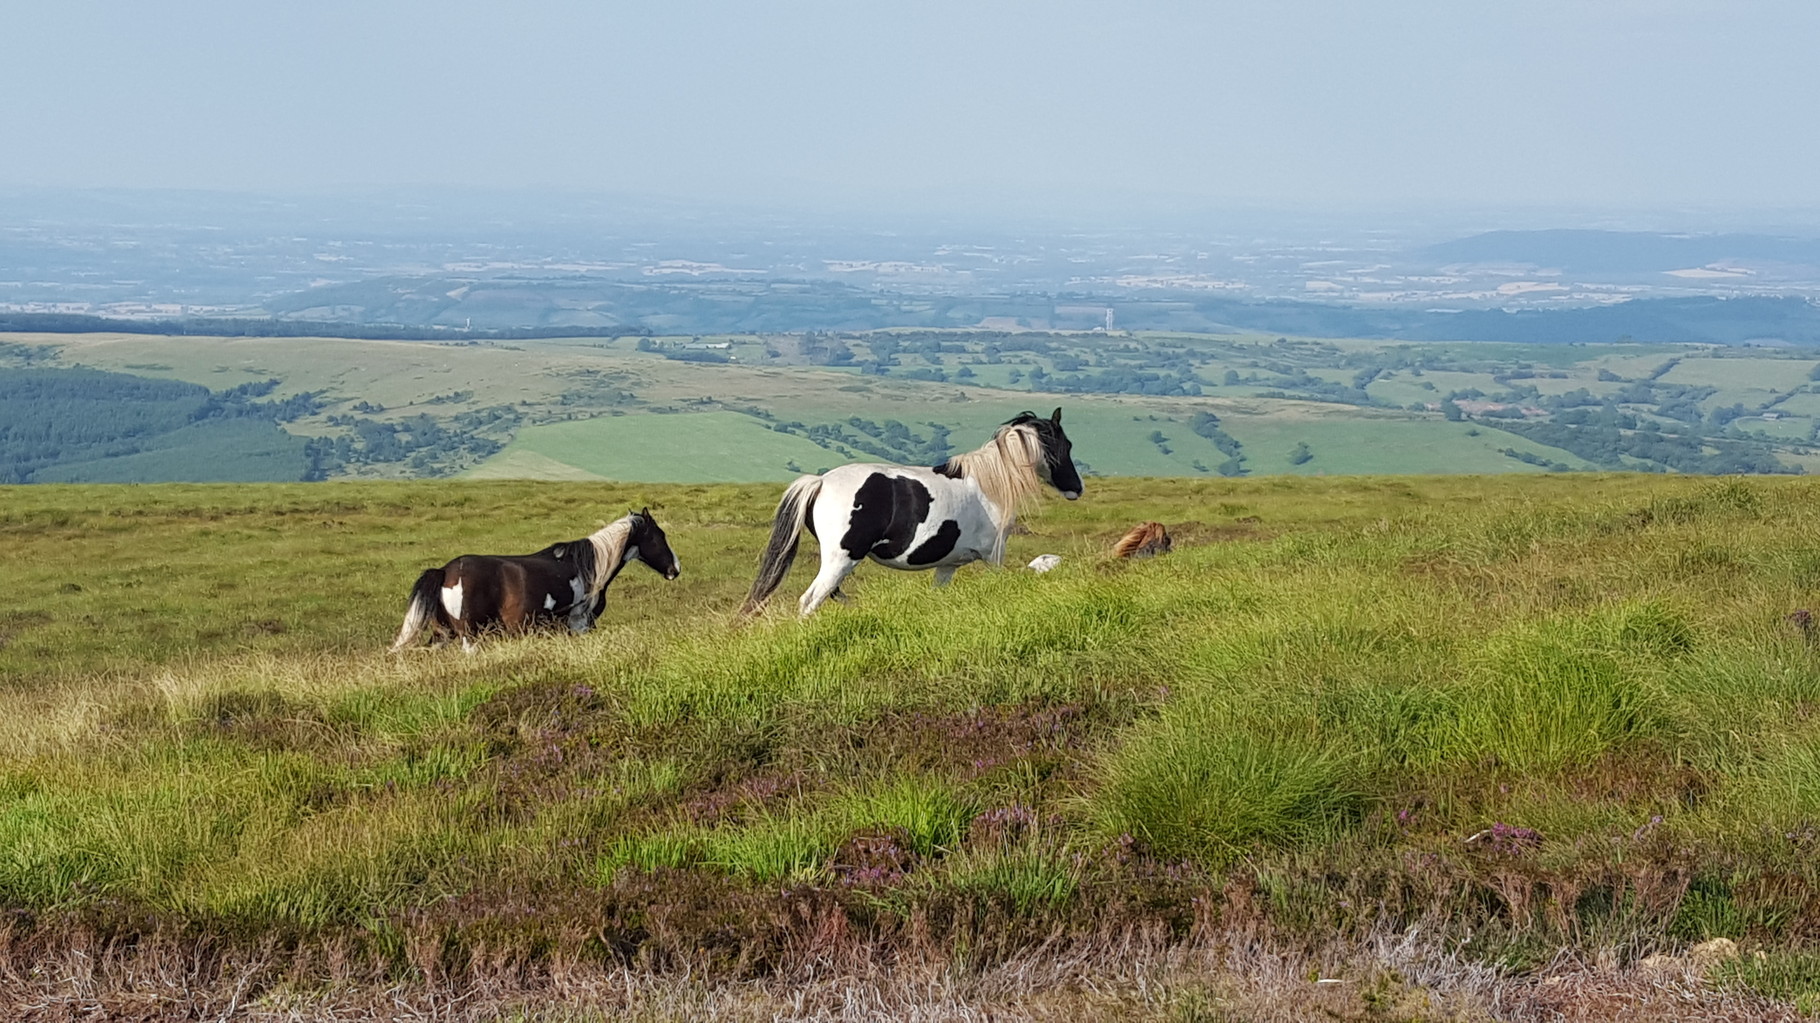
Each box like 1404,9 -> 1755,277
584,516 -> 636,598
938,422 -> 1046,529
1113,521 -> 1170,559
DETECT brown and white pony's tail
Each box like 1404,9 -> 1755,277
741,475 -> 823,616
389,568 -> 444,652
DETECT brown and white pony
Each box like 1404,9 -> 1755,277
389,509 -> 679,652
1112,521 -> 1172,560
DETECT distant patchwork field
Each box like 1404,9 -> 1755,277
3,329 -> 1816,483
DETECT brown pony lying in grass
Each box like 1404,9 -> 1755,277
1112,521 -> 1172,560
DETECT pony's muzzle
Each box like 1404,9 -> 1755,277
665,568 -> 680,580
1061,490 -> 1081,501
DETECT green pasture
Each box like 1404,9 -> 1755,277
1523,372 -> 1626,397
1218,415 -> 1596,474
1385,368 -> 1503,398
1702,389 -> 1803,415
1398,341 -> 1679,369
1359,371 -> 1442,407
1659,356 -> 1817,394
1738,415 -> 1815,442
477,412 -> 843,482
1777,391 -> 1820,417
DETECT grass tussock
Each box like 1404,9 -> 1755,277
9,474 -> 1820,1014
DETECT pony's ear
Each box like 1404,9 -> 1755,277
640,506 -> 649,518
1051,407 -> 1063,424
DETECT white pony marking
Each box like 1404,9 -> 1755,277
441,581 -> 464,620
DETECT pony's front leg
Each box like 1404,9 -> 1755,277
799,556 -> 858,616
932,566 -> 958,588
566,602 -> 594,634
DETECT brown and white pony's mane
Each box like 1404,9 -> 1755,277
936,422 -> 1045,531
582,515 -> 636,599
1113,521 -> 1170,559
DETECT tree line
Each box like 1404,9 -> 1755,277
0,368 -> 321,482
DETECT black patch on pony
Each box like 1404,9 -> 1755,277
905,519 -> 962,565
842,472 -> 935,561
528,539 -> 589,571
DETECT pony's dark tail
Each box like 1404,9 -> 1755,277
389,568 -> 444,652
741,475 -> 823,616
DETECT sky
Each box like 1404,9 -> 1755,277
4,1 -> 1818,216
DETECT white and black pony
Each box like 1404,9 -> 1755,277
743,409 -> 1082,617
389,509 -> 680,651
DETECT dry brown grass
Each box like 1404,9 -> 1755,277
0,920 -> 1807,1022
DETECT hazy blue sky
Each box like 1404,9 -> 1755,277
5,1 -> 1817,213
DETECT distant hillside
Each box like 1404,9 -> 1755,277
14,326 -> 1820,484
0,367 -> 315,483
12,289 -> 1820,347
1181,295 -> 1820,346
0,312 -> 641,342
1422,229 -> 1820,273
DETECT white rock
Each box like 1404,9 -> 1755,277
1027,554 -> 1063,573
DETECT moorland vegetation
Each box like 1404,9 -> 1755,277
6,474 -> 1820,1018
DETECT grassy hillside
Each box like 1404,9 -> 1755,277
7,475 -> 1820,1018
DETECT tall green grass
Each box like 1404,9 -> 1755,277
7,474 -> 1820,970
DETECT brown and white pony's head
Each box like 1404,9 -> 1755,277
624,507 -> 680,581
1113,521 -> 1171,560
589,508 -> 680,588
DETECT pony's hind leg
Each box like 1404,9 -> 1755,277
933,566 -> 958,588
798,556 -> 859,616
